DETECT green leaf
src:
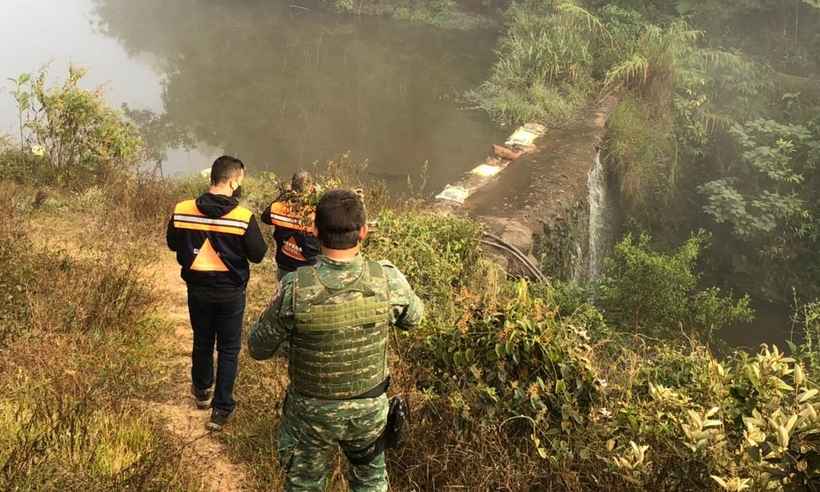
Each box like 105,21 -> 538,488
710,476 -> 729,490
799,388 -> 818,403
771,377 -> 794,392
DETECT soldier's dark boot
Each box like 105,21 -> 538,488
191,384 -> 212,410
206,408 -> 233,431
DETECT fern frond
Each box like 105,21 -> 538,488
555,1 -> 610,38
604,55 -> 650,90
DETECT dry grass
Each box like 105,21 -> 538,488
0,180 -> 199,490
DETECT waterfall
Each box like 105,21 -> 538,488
571,240 -> 585,283
587,150 -> 608,280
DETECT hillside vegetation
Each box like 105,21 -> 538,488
1,65 -> 819,491
325,0 -> 820,305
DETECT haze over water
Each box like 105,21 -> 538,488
0,0 -> 505,188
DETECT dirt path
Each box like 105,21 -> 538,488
27,211 -> 252,490
150,256 -> 250,492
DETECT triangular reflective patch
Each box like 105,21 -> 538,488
190,238 -> 229,272
282,237 -> 306,261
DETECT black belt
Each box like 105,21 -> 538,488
352,377 -> 390,400
295,376 -> 390,400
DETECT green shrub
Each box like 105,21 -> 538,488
596,232 -> 753,337
364,209 -> 484,325
609,343 -> 820,490
796,301 -> 820,380
407,272 -> 819,489
698,118 -> 820,299
421,280 -> 604,444
700,119 -> 818,243
10,67 -> 142,188
598,232 -> 701,332
226,204 -> 818,490
605,95 -> 676,216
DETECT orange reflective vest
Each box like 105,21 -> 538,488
262,200 -> 320,272
168,197 -> 266,292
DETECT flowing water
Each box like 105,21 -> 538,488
586,151 -> 617,280
586,153 -> 606,279
0,0 -> 505,188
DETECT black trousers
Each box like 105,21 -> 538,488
187,291 -> 246,412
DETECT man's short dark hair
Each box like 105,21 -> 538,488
211,155 -> 244,185
315,189 -> 366,249
291,171 -> 312,193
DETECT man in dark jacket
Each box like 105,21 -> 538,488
166,155 -> 267,430
262,171 -> 321,280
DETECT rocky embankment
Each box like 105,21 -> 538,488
435,96 -> 620,281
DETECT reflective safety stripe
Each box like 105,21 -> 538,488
173,199 -> 251,236
270,218 -> 310,232
270,212 -> 299,224
174,199 -> 253,222
269,201 -> 311,232
172,214 -> 248,229
173,221 -> 246,236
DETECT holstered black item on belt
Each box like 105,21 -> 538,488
383,395 -> 408,449
345,395 -> 409,466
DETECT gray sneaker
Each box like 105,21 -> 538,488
206,408 -> 233,431
190,384 -> 212,410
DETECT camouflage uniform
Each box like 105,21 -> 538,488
248,254 -> 423,492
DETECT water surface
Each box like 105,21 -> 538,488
1,0 -> 505,188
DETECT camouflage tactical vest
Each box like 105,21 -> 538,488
291,260 -> 391,400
